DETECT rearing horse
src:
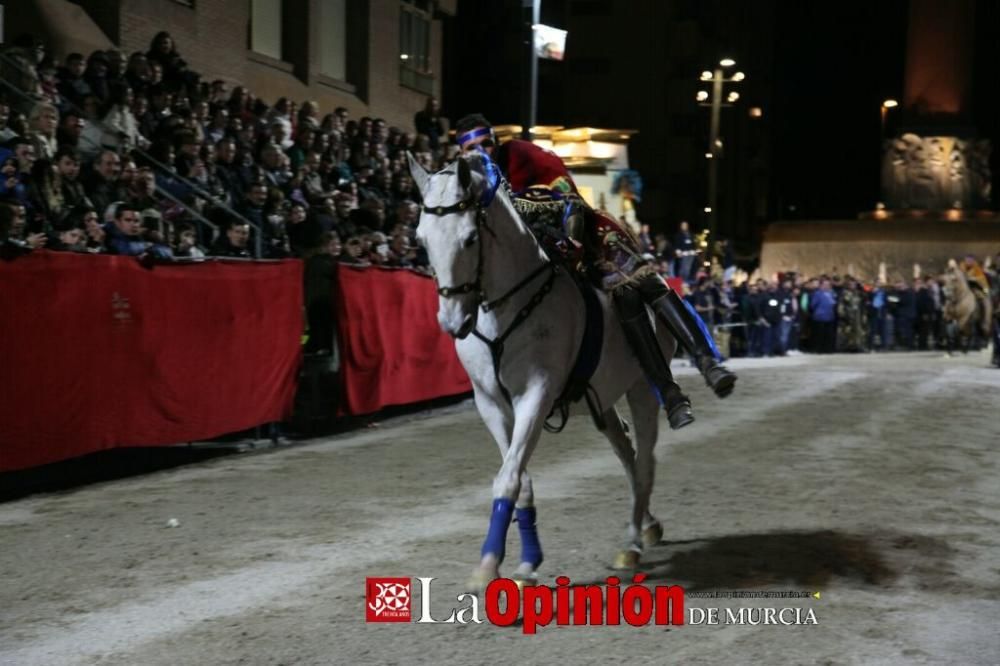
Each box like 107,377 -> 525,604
409,152 -> 674,589
943,260 -> 992,352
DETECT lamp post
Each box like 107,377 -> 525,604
879,99 -> 898,200
697,59 -> 744,245
880,98 -> 898,139
521,0 -> 541,140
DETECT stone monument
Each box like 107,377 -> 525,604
761,0 -> 1000,282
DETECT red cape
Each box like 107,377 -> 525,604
495,139 -> 579,195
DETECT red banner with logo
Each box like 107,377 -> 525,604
0,252 -> 302,471
334,265 -> 472,415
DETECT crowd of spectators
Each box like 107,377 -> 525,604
638,221 -> 1000,360
0,31 -> 451,271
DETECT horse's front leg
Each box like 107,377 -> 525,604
510,471 -> 542,583
470,384 -> 552,591
470,387 -> 541,584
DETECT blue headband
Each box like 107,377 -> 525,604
458,127 -> 495,148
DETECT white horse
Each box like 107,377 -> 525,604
409,152 -> 676,588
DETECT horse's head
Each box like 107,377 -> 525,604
408,151 -> 497,339
942,260 -> 966,295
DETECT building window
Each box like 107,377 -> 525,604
318,0 -> 347,80
400,0 -> 433,93
250,0 -> 283,60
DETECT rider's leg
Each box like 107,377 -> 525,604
613,285 -> 694,430
635,275 -> 737,398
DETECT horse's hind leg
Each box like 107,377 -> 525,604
603,389 -> 662,570
625,381 -> 662,566
602,408 -> 643,568
603,406 -> 661,545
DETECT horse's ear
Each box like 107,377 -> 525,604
457,156 -> 472,191
407,152 -> 430,195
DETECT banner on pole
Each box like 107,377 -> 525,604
533,24 -> 567,60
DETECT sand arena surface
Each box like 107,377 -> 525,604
1,352 -> 999,665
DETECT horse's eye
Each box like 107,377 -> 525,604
463,232 -> 478,248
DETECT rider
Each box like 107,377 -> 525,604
960,254 -> 990,292
454,114 -> 737,427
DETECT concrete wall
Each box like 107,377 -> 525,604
760,220 -> 1000,281
4,0 -> 114,60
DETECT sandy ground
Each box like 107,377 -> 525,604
1,352 -> 999,665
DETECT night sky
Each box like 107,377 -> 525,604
443,0 -> 999,242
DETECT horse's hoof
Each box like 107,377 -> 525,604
613,549 -> 641,570
642,522 -> 664,548
510,570 -> 539,590
466,570 -> 496,595
510,562 -> 539,585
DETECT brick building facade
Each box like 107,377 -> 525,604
10,0 -> 455,131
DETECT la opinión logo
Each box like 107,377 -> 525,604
365,575 -> 685,634
365,577 -> 412,622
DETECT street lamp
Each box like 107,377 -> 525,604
695,59 -> 745,245
880,98 -> 898,138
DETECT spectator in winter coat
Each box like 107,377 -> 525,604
104,203 -> 172,257
809,279 -> 837,353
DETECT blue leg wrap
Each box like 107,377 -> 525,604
515,506 -> 544,568
481,498 -> 515,563
681,297 -> 723,361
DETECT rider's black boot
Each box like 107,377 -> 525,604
614,287 -> 694,430
641,281 -> 737,398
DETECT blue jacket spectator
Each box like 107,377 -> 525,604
810,284 -> 837,322
104,203 -> 172,257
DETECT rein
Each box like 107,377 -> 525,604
421,164 -> 557,405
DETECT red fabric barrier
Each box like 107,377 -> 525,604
334,265 -> 471,415
0,252 -> 302,471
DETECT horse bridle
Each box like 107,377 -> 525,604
420,192 -> 488,298
421,182 -> 555,314
419,158 -> 558,406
